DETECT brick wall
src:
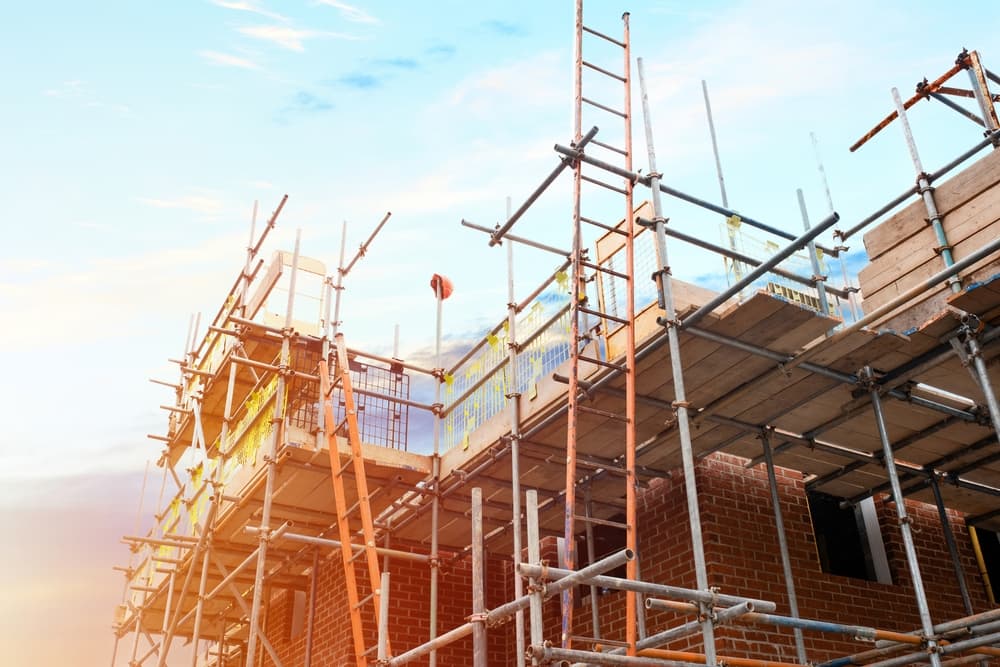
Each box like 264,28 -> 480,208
259,452 -> 990,666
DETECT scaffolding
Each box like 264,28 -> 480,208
111,9 -> 1000,667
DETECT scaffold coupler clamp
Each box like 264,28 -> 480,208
956,48 -> 971,69
916,172 -> 936,195
959,313 -> 985,338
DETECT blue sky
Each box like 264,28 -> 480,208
2,1 -> 1000,664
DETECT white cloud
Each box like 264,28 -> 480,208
137,193 -> 226,215
42,79 -> 130,115
446,51 -> 565,115
43,79 -> 85,98
199,49 -> 261,70
238,24 -> 360,51
209,0 -> 289,22
314,0 -> 379,24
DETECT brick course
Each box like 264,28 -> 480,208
260,452 -> 990,666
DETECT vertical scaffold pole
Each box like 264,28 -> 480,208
505,195 -> 527,667
761,429 -> 807,664
966,50 -> 1000,135
796,188 -> 829,316
811,132 -> 860,323
965,333 -> 1000,441
429,277 -> 444,667
637,56 -> 717,665
866,366 -> 943,667
472,488 -> 487,667
526,490 -> 544,665
891,87 -> 961,294
929,474 -> 974,615
244,231 -> 301,667
702,80 -> 744,292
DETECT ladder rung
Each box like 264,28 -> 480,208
582,96 -> 627,119
353,591 -> 376,610
323,375 -> 342,397
582,24 -> 626,48
574,514 -> 629,530
577,354 -> 628,373
363,645 -> 380,657
582,59 -> 626,82
337,456 -> 354,476
591,139 -> 628,156
349,546 -> 367,564
581,216 -> 627,235
581,174 -> 628,196
580,260 -> 629,280
578,306 -> 629,325
578,404 -> 630,422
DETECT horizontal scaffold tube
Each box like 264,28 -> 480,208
518,563 -> 775,612
385,548 -> 633,665
490,126 -> 599,247
636,647 -> 806,667
278,531 -> 431,563
648,598 -> 918,644
553,142 -> 840,257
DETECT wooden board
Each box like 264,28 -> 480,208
863,146 -> 1000,260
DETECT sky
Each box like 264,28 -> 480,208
2,1 -> 1000,664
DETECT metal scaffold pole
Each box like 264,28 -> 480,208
504,195 -> 527,667
243,229 -> 301,667
637,56 -> 717,665
429,273 -> 445,667
761,429 -> 807,664
865,366 -> 943,667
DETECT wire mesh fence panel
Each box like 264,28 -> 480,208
442,269 -> 573,452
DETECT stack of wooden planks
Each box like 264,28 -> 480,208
859,146 -> 1000,331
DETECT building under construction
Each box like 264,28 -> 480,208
111,8 -> 1000,667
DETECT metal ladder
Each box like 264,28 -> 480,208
320,333 -> 387,666
561,4 -> 639,655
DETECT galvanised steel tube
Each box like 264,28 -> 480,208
784,235 -> 1000,375
762,430 -> 808,664
188,536 -> 214,667
534,645 -> 698,666
429,276 -> 444,667
527,489 -> 544,665
472,488 -> 486,667
681,209 -> 840,329
155,498 -> 219,667
552,144 -> 840,258
506,226 -> 527,667
385,547 -> 633,666
630,602 -> 753,654
243,229 -> 300,667
210,557 -> 286,667
867,366 -> 943,667
637,217 -> 850,298
637,648 -> 807,667
279,531 -> 430,563
638,56 -> 716,664
929,474 -> 975,615
966,334 -> 1000,443
523,565 -> 775,612
797,189 -> 829,315
489,125 -> 598,247
891,87 -> 960,294
377,571 -> 390,662
304,550 -> 318,667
